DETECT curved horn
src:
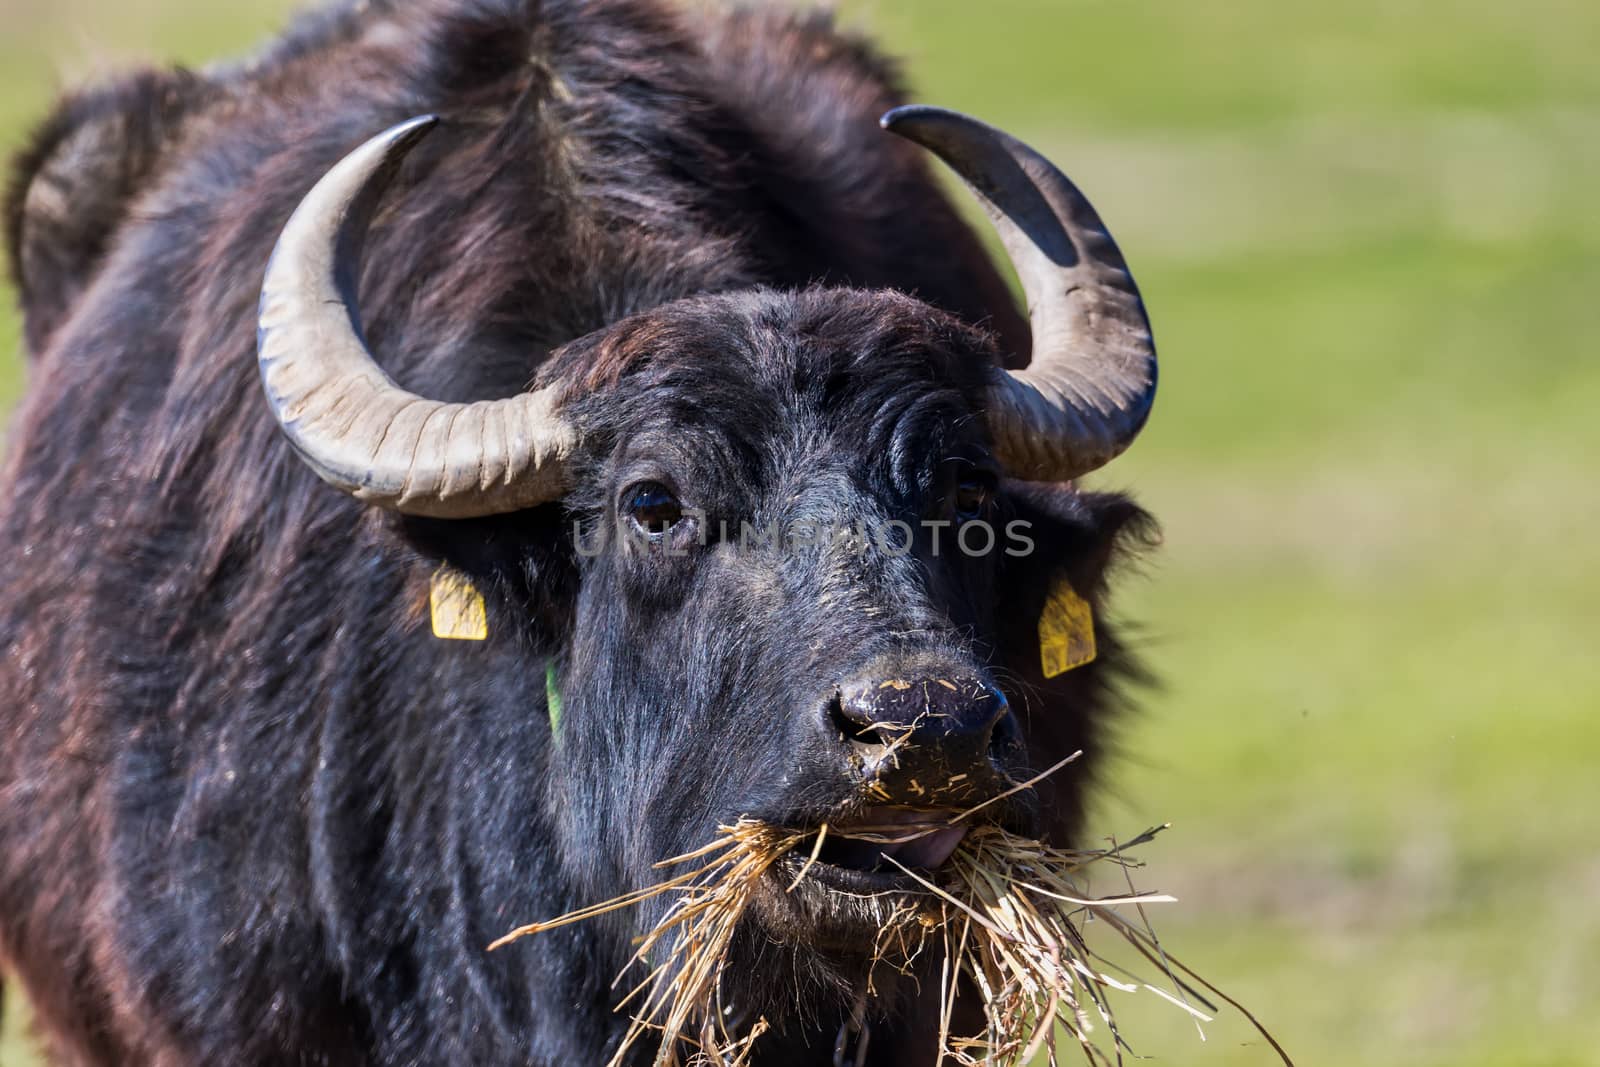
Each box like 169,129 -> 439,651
257,116 -> 577,517
882,106 -> 1157,481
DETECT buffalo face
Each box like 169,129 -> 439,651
524,288 -> 1153,1020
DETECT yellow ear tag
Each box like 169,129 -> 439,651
1039,576 -> 1096,679
430,566 -> 488,642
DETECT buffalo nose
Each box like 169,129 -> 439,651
833,670 -> 1015,800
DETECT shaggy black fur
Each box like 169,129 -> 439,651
0,1 -> 1154,1064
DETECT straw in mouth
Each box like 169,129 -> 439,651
487,752 -> 1294,1067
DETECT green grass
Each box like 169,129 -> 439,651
3,0 -> 1599,1063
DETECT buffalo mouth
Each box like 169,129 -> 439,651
750,807 -> 972,952
778,807 -> 968,896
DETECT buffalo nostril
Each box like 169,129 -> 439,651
836,675 -> 1007,750
981,685 -> 1010,730
829,688 -> 898,749
987,692 -> 1021,753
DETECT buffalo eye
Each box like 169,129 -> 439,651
623,482 -> 684,536
954,476 -> 995,522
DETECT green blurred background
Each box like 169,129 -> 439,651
1,0 -> 1596,1064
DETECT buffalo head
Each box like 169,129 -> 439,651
255,105 -> 1157,1023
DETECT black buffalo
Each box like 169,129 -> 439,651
0,0 -> 1159,1063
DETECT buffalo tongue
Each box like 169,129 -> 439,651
883,825 -> 968,870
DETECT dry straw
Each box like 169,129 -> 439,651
492,796 -> 1293,1066
490,821 -> 805,1067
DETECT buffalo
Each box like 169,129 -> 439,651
0,0 -> 1159,1063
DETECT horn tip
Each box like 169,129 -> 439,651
386,114 -> 441,150
880,104 -> 944,132
879,105 -> 981,137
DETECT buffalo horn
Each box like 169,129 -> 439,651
882,106 -> 1157,481
257,116 -> 576,517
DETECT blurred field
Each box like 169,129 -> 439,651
3,0 -> 1598,1064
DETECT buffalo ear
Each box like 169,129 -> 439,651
4,67 -> 210,354
994,484 -> 1159,841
